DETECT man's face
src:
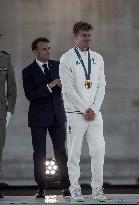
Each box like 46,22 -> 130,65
74,30 -> 92,50
34,41 -> 50,62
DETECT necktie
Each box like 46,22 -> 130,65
42,63 -> 51,81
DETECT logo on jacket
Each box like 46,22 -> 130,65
76,61 -> 80,65
92,58 -> 96,64
68,125 -> 72,135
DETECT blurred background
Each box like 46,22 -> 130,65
0,0 -> 139,186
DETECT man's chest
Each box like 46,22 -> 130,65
72,60 -> 100,81
70,51 -> 100,77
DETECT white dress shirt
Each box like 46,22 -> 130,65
36,58 -> 49,73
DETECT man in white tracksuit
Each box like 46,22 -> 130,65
59,21 -> 106,202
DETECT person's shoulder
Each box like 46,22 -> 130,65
91,49 -> 104,61
60,48 -> 74,60
0,50 -> 10,59
22,62 -> 34,74
63,48 -> 74,56
0,50 -> 10,55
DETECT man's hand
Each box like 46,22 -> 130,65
83,108 -> 96,121
55,79 -> 62,88
6,112 -> 12,128
48,79 -> 62,89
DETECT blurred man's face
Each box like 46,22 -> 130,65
34,41 -> 51,62
74,30 -> 92,51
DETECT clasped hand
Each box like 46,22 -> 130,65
48,79 -> 62,89
84,108 -> 96,121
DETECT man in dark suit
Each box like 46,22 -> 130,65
22,37 -> 70,198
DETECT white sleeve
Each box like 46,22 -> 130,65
90,56 -> 106,115
6,112 -> 12,128
59,54 -> 88,114
47,84 -> 52,92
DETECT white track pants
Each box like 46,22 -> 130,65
66,112 -> 105,190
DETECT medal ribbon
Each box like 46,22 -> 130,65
74,46 -> 91,80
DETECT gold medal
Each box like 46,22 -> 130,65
84,80 -> 92,89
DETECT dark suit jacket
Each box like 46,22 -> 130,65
22,60 -> 66,127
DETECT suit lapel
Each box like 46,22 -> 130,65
48,60 -> 55,79
48,60 -> 53,72
32,60 -> 46,81
48,60 -> 58,80
32,60 -> 58,82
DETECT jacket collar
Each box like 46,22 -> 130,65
32,60 -> 46,80
32,60 -> 54,80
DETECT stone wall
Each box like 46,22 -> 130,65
0,0 -> 139,185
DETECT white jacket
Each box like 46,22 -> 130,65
59,47 -> 106,115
